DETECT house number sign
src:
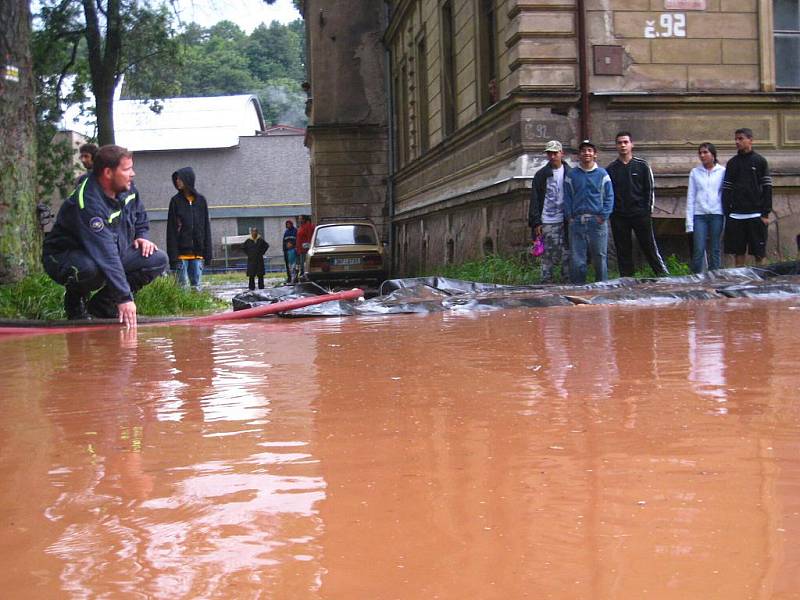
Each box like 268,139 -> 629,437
644,13 -> 687,38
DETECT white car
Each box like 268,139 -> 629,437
305,221 -> 386,285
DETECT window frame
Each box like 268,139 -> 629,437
773,0 -> 800,88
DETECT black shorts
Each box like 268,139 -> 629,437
724,216 -> 767,258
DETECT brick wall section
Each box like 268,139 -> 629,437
586,0 -> 759,92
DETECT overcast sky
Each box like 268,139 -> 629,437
169,0 -> 301,32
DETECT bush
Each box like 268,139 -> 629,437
434,254 -> 543,285
429,252 -> 693,286
0,272 -> 226,320
629,254 -> 692,279
0,272 -> 65,320
132,274 -> 227,316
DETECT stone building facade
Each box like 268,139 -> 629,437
303,0 -> 800,276
301,2 -> 391,243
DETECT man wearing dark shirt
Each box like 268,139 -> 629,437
43,145 -> 168,326
606,132 -> 668,277
721,128 -> 772,266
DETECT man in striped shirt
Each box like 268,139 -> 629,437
606,132 -> 669,278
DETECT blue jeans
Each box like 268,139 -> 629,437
177,258 -> 203,288
691,214 -> 724,273
569,215 -> 608,284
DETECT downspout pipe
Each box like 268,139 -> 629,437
576,0 -> 591,140
384,3 -> 396,277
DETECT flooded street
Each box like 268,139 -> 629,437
1,298 -> 800,599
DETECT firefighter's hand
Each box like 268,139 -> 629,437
118,301 -> 138,329
134,238 -> 157,257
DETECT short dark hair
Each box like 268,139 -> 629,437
735,128 -> 753,139
615,131 -> 633,142
698,142 -> 718,164
92,145 -> 132,175
79,143 -> 98,156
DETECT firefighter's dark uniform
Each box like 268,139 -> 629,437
42,175 -> 168,319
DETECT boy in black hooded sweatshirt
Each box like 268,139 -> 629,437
167,167 -> 212,289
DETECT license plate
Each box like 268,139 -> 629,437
332,257 -> 361,266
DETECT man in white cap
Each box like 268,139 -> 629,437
528,140 -> 572,282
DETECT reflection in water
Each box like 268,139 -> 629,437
0,300 -> 799,598
688,305 -> 727,411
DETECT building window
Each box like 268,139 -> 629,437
441,0 -> 457,136
237,217 -> 263,236
416,36 -> 430,153
775,0 -> 800,87
478,0 -> 498,110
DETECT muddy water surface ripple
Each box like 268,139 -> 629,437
1,298 -> 799,599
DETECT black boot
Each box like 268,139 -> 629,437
64,288 -> 90,320
86,287 -> 118,319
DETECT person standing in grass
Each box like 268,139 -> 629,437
529,140 -> 572,283
606,132 -> 669,277
686,143 -> 725,273
563,140 -> 614,284
242,228 -> 269,290
167,167 -> 212,290
722,128 -> 772,267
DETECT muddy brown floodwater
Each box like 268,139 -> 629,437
1,298 -> 800,599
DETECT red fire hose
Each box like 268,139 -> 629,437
175,288 -> 364,323
0,288 -> 364,338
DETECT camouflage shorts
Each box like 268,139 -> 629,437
539,222 -> 569,283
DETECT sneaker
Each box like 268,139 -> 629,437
64,289 -> 90,320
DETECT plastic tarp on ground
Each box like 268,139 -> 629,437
230,261 -> 800,318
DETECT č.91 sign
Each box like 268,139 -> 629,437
644,13 -> 686,38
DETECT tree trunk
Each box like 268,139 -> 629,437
0,0 -> 40,284
83,0 -> 121,146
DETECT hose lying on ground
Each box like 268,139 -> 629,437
0,288 -> 364,337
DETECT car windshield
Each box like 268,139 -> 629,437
315,225 -> 377,247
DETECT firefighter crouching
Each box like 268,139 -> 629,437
42,145 -> 168,328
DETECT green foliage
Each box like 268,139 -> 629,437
630,255 -> 692,278
0,273 -> 225,320
428,253 -> 693,285
165,18 -> 307,127
434,254 -> 543,285
246,21 -> 305,82
31,2 -> 86,201
133,274 -> 227,316
0,272 -> 66,320
32,2 -> 308,143
169,21 -> 258,97
33,0 -> 184,144
117,4 -> 182,100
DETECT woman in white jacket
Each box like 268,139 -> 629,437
686,143 -> 726,273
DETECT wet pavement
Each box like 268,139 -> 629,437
1,295 -> 800,598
